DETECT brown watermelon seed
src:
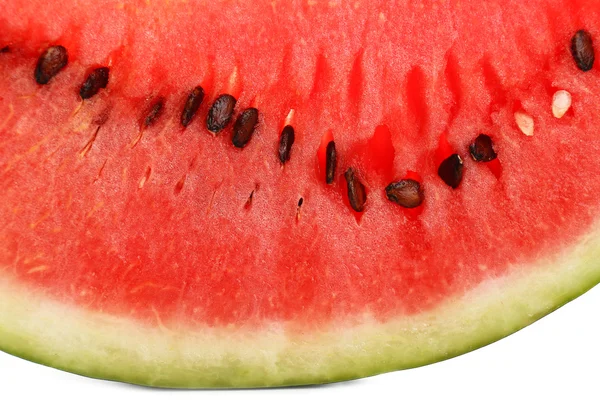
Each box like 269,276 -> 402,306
385,179 -> 424,208
571,30 -> 595,72
345,168 -> 366,212
0,46 -> 9,53
469,134 -> 497,162
206,94 -> 236,134
143,98 -> 164,128
232,108 -> 259,148
34,45 -> 68,85
181,86 -> 205,127
278,125 -> 295,164
80,67 -> 109,100
438,154 -> 464,189
325,141 -> 337,184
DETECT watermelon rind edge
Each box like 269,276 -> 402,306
1,227 -> 600,388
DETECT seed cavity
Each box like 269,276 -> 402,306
79,125 -> 101,158
138,166 -> 152,189
143,98 -> 164,128
174,175 -> 186,195
181,86 -> 205,127
552,90 -> 572,119
571,30 -> 595,72
514,111 -> 534,136
1,46 -> 10,53
93,107 -> 111,126
469,134 -> 497,162
80,67 -> 109,100
131,99 -> 163,148
325,141 -> 337,184
296,197 -> 304,221
93,159 -> 108,183
385,179 -> 424,208
245,190 -> 255,209
34,45 -> 68,85
345,168 -> 367,212
278,125 -> 295,164
245,184 -> 260,209
206,94 -> 236,134
232,108 -> 259,148
438,154 -> 463,189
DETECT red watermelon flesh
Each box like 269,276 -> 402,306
1,0 -> 600,388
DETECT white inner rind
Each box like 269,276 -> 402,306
1,227 -> 600,388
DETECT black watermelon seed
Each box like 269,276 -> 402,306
34,45 -> 68,85
571,30 -> 595,72
438,154 -> 464,189
80,67 -> 109,100
232,108 -> 259,148
0,46 -> 9,53
298,197 -> 304,207
143,98 -> 164,128
344,168 -> 367,212
181,86 -> 205,127
325,141 -> 337,184
469,134 -> 497,162
207,94 -> 236,134
385,179 -> 424,208
278,125 -> 295,164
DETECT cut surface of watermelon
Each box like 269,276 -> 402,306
1,0 -> 600,388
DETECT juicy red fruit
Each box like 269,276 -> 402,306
0,0 -> 600,330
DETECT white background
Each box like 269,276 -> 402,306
2,287 -> 598,399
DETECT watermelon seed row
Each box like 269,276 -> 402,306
21,29 -> 596,215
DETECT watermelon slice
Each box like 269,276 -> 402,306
1,0 -> 600,388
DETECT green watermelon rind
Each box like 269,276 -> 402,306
1,227 -> 600,388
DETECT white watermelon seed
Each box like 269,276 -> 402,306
514,111 -> 534,136
552,90 -> 572,119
